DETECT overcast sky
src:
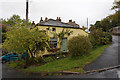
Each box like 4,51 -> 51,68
0,0 -> 115,27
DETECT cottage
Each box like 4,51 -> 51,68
36,17 -> 88,52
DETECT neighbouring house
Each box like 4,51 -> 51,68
36,17 -> 88,53
109,26 -> 120,35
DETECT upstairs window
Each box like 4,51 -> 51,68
52,28 -> 56,32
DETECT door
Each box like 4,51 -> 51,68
61,38 -> 67,52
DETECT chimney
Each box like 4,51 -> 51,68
69,20 -> 72,23
73,21 -> 75,23
45,17 -> 48,22
40,17 -> 43,23
56,17 -> 59,21
58,17 -> 61,22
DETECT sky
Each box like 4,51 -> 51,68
0,0 -> 115,28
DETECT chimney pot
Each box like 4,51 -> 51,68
56,17 -> 59,20
58,17 -> 61,21
40,17 -> 43,23
45,17 -> 48,22
69,20 -> 72,22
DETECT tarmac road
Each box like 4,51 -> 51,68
84,35 -> 119,71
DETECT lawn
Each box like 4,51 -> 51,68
24,44 -> 110,73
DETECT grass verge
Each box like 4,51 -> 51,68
24,44 -> 110,73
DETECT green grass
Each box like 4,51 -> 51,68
7,60 -> 26,69
24,44 -> 110,73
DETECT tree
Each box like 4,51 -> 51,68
53,29 -> 73,49
1,14 -> 31,27
1,24 -> 7,43
111,0 -> 120,26
2,27 -> 49,64
81,26 -> 87,31
91,0 -> 120,32
89,24 -> 96,32
111,0 -> 120,10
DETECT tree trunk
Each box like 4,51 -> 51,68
25,50 -> 29,65
28,47 -> 34,58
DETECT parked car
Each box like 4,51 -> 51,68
0,52 -> 26,63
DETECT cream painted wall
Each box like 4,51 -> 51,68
37,26 -> 88,53
37,26 -> 88,39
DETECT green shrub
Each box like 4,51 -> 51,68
88,34 -> 97,48
90,28 -> 104,40
44,57 -> 54,62
89,29 -> 112,47
68,35 -> 92,57
97,37 -> 109,45
104,32 -> 112,42
9,60 -> 25,69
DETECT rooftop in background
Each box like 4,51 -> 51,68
37,17 -> 81,29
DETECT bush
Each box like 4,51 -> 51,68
68,35 -> 92,56
97,37 -> 109,45
88,34 -> 97,48
104,32 -> 112,42
44,57 -> 54,62
8,60 -> 26,69
89,29 -> 112,47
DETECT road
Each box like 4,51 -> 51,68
0,62 -> 120,79
84,35 -> 119,71
0,35 -> 120,79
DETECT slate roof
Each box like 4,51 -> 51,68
39,19 -> 80,29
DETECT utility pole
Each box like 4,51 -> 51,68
26,0 -> 29,65
26,0 -> 28,27
87,17 -> 88,28
87,17 -> 89,32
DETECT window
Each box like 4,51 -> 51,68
50,38 -> 57,48
52,28 -> 56,32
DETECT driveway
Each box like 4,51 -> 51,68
84,35 -> 119,71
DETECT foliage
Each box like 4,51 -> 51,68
89,1 -> 120,32
8,60 -> 26,69
24,45 -> 110,73
1,14 -> 31,27
2,27 -> 49,58
1,14 -> 31,43
89,28 -> 112,47
111,0 -> 120,11
81,26 -> 87,31
44,57 -> 54,62
104,32 -> 112,42
97,37 -> 109,45
68,35 -> 92,56
0,24 -> 7,43
53,28 -> 73,49
88,34 -> 97,48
